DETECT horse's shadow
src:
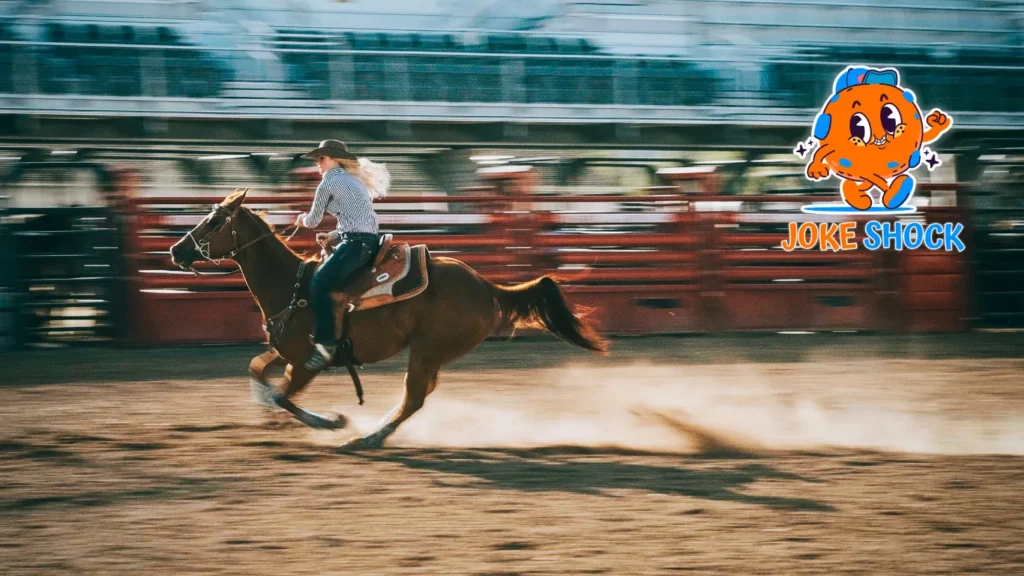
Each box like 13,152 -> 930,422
355,447 -> 834,512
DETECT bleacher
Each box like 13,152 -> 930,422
271,28 -> 717,106
690,0 -> 1018,47
767,43 -> 1024,113
0,0 -> 1020,127
36,22 -> 228,98
0,22 -> 12,93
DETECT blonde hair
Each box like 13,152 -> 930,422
339,157 -> 391,200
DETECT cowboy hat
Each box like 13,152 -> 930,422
302,139 -> 357,160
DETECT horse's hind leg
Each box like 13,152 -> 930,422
340,361 -> 438,450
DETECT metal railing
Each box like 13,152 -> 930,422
5,206 -> 125,345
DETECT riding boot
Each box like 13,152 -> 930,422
305,291 -> 353,372
305,340 -> 338,372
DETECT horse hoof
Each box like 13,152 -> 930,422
331,413 -> 349,429
337,435 -> 383,451
249,379 -> 277,410
307,413 -> 347,431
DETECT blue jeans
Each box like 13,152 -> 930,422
310,233 -> 378,344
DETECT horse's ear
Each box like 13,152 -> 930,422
223,188 -> 248,211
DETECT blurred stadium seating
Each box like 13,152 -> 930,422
767,44 -> 1024,113
35,22 -> 228,98
0,0 -> 1019,125
0,21 -> 12,94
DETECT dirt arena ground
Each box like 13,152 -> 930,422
2,333 -> 1023,575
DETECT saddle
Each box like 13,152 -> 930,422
324,233 -> 430,342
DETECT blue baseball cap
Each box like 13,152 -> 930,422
834,67 -> 900,94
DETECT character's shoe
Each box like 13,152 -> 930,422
304,342 -> 338,372
884,175 -> 915,209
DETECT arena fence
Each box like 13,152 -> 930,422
117,168 -> 971,346
5,206 -> 125,345
0,201 -> 14,350
968,198 -> 1024,329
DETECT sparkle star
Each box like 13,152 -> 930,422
924,150 -> 942,171
793,141 -> 811,159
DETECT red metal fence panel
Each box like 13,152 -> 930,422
116,169 -> 971,345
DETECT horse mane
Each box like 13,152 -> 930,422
244,206 -> 320,263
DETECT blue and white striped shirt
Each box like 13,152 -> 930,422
302,167 -> 379,234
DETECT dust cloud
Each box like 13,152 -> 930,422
330,362 -> 1024,455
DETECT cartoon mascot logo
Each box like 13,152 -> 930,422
795,66 -> 953,214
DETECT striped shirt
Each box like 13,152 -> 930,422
302,166 -> 379,234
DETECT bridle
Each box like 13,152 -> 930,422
184,204 -> 296,275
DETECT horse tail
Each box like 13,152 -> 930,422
491,276 -> 609,353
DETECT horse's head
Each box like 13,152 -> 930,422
169,188 -> 248,270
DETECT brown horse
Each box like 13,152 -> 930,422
169,189 -> 608,449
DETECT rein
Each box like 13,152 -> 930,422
263,259 -> 310,359
281,224 -> 301,243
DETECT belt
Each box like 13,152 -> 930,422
339,232 -> 380,242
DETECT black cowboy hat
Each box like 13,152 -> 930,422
302,139 -> 357,160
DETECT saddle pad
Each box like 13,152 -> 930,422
330,243 -> 430,314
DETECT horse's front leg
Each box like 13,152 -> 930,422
249,352 -> 346,430
249,350 -> 283,409
271,364 -> 348,430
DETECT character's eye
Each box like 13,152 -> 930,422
880,104 -> 902,134
850,113 -> 871,142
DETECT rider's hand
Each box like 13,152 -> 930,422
294,212 -> 306,228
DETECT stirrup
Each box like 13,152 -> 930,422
304,342 -> 337,372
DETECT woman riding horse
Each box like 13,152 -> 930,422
169,182 -> 608,449
293,139 -> 390,372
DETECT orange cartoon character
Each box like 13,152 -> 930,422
799,66 -> 952,211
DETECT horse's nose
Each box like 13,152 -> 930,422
169,240 -> 185,264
